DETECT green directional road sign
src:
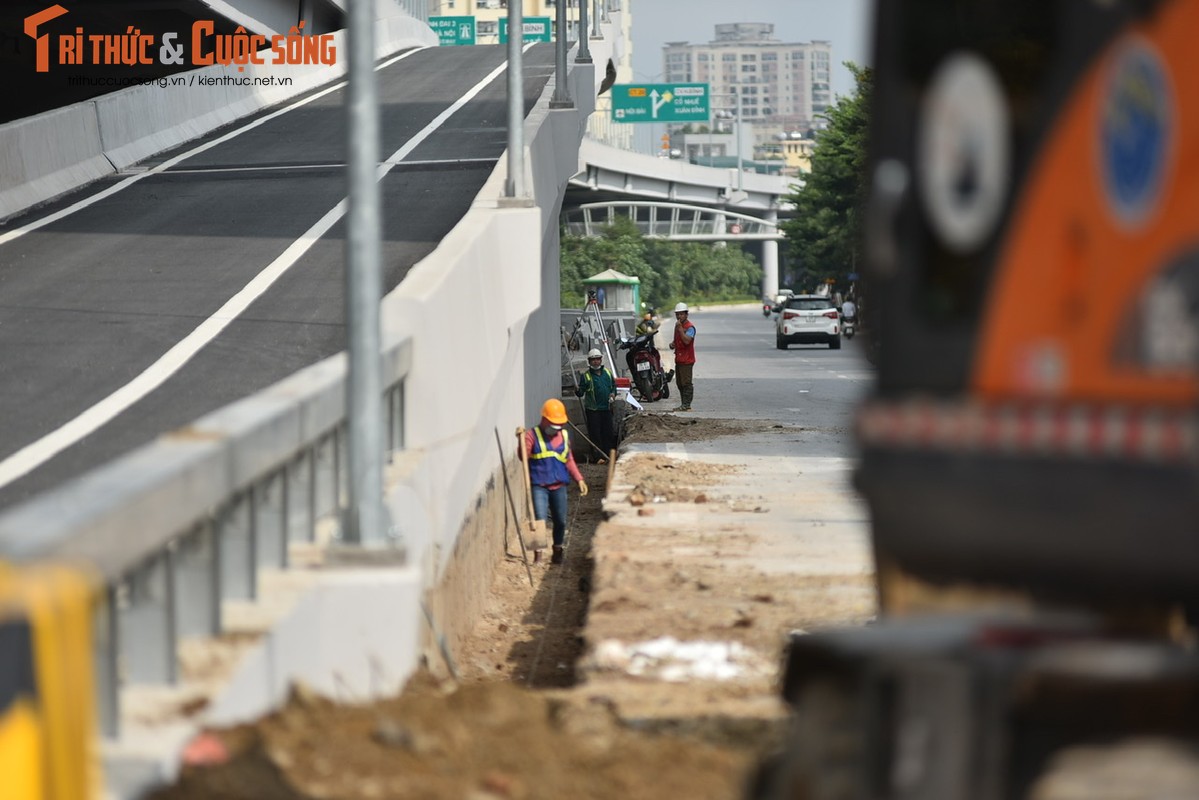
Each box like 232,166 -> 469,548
499,17 -> 552,43
429,16 -> 476,46
611,83 -> 711,123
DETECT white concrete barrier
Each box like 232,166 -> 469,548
205,566 -> 423,727
0,104 -> 111,221
378,41 -> 602,581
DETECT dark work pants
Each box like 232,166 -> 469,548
584,407 -> 616,460
675,362 -> 694,407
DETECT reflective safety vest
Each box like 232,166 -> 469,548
580,367 -> 615,411
529,426 -> 571,486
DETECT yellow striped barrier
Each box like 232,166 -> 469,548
0,563 -> 99,800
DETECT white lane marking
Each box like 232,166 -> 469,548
161,157 -> 499,175
159,163 -> 348,174
0,52 -> 517,491
0,46 -> 430,247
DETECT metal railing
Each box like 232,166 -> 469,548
563,201 -> 784,241
0,340 -> 410,738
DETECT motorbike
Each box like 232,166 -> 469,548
618,332 -> 672,402
842,316 -> 856,340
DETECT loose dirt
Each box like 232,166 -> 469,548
153,418 -> 875,800
621,413 -> 765,444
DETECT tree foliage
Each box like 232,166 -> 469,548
782,64 -> 872,290
560,217 -> 761,309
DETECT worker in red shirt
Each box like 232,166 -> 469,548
519,398 -> 588,564
669,302 -> 696,411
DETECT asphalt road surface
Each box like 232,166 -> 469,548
0,43 -> 555,509
658,305 -> 875,457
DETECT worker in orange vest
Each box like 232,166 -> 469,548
519,399 -> 588,564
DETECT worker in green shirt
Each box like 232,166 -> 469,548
576,348 -> 617,462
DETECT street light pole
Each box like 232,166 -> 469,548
712,91 -> 745,192
635,71 -> 664,157
707,109 -> 714,165
576,0 -> 591,63
504,0 -> 524,197
551,0 -> 572,107
344,0 -> 386,546
735,86 -> 744,192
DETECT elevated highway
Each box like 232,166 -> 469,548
0,5 -> 613,793
0,43 -> 557,509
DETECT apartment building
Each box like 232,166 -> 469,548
662,22 -> 832,134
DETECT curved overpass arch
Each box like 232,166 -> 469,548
562,201 -> 784,242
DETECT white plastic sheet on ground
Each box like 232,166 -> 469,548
591,636 -> 770,682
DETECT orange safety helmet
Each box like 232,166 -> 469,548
540,398 -> 568,425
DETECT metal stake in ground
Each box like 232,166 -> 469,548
494,428 -> 535,587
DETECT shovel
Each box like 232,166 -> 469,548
517,428 -> 549,554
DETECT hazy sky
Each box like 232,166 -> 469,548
629,0 -> 873,99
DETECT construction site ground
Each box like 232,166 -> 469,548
154,408 -> 876,800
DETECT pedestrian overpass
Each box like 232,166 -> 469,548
562,201 -> 784,242
565,136 -> 796,297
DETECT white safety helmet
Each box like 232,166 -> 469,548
587,348 -> 603,359
674,302 -> 689,313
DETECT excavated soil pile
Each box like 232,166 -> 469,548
621,414 -> 767,444
152,675 -> 752,800
619,452 -> 739,504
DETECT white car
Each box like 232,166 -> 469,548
775,294 -> 841,350
767,289 -> 795,321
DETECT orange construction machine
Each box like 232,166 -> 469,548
755,2 -> 1199,798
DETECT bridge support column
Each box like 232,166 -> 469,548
762,209 -> 779,299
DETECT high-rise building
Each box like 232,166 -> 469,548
662,23 -> 832,134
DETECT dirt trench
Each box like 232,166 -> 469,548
152,415 -> 866,800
